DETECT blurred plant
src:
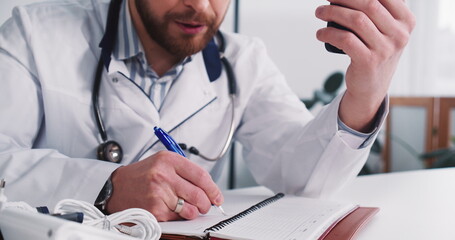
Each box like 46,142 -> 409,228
378,134 -> 455,169
419,137 -> 455,168
301,72 -> 344,109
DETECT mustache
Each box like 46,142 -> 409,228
165,10 -> 215,25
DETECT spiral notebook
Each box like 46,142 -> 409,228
159,192 -> 379,240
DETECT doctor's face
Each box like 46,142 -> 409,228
135,0 -> 230,59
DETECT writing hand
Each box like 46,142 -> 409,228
104,151 -> 224,221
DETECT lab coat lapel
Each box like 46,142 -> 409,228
105,59 -> 160,124
84,0 -> 108,59
158,53 -> 217,132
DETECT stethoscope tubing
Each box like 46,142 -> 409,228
93,0 -> 236,163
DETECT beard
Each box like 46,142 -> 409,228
135,0 -> 219,60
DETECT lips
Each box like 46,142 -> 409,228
175,21 -> 206,34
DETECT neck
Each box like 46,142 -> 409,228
128,0 -> 181,76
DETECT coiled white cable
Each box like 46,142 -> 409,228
54,199 -> 161,240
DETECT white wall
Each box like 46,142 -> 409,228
238,0 -> 349,99
393,0 -> 455,96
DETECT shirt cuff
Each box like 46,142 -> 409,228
337,98 -> 387,149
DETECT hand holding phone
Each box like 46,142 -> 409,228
324,4 -> 351,54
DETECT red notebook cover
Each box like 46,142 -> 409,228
318,207 -> 379,240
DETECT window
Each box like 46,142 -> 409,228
436,0 -> 455,88
391,0 -> 455,96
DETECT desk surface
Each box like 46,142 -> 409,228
230,168 -> 455,240
335,168 -> 455,240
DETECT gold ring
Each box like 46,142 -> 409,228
174,198 -> 184,213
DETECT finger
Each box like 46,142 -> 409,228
152,180 -> 200,220
329,0 -> 414,33
378,0 -> 413,22
172,176 -> 213,214
379,0 -> 416,32
316,27 -> 369,60
169,197 -> 200,220
152,196 -> 199,221
173,156 -> 223,205
316,5 -> 383,51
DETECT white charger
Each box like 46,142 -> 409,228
0,179 -> 161,240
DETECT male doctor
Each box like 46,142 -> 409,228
0,0 -> 414,221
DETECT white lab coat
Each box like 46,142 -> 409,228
0,0 -> 384,209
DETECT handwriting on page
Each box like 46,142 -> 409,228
213,197 -> 356,240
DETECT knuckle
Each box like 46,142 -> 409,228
364,0 -> 380,14
393,29 -> 410,49
197,170 -> 211,182
352,12 -> 369,29
186,188 -> 211,213
154,150 -> 173,161
376,49 -> 389,62
184,205 -> 200,220
154,150 -> 167,158
149,167 -> 171,183
188,188 -> 206,203
402,10 -> 416,32
339,34 -> 356,50
190,168 -> 208,185
149,184 -> 165,199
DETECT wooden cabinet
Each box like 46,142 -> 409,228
383,97 -> 455,172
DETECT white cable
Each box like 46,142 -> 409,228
54,199 -> 161,240
0,179 -> 37,213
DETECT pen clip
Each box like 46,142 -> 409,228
154,127 -> 186,157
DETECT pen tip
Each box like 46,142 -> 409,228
219,206 -> 227,216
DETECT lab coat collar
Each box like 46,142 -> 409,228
102,50 -> 217,137
202,38 -> 222,82
93,0 -> 222,83
159,52 -> 218,133
92,0 -> 218,133
98,0 -> 122,70
92,0 -> 110,32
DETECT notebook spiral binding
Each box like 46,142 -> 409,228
203,193 -> 285,233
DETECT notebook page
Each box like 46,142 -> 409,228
159,194 -> 270,236
209,196 -> 357,240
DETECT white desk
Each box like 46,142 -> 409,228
336,168 -> 455,240
230,168 -> 455,240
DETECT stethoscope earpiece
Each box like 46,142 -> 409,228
97,140 -> 123,163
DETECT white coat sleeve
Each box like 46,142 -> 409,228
233,38 -> 387,198
0,7 -> 118,208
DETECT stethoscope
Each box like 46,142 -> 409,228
93,0 -> 237,163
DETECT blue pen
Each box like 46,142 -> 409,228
154,126 -> 186,157
153,126 -> 226,216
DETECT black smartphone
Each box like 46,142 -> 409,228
325,4 -> 351,54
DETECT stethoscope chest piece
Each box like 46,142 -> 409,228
97,140 -> 123,163
92,0 -> 235,163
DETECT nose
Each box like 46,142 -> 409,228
182,0 -> 210,12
